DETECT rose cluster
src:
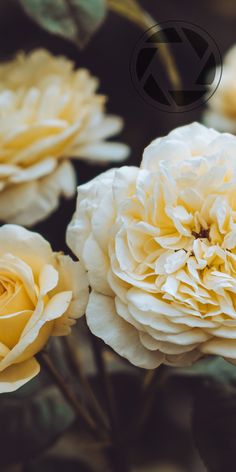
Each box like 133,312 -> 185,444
2,49 -> 236,393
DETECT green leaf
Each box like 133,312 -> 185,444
0,379 -> 75,465
172,356 -> 236,387
19,0 -> 107,48
171,357 -> 236,471
193,379 -> 236,472
166,358 -> 236,470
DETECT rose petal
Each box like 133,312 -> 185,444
0,357 -> 40,393
0,225 -> 53,275
52,255 -> 88,336
86,291 -> 164,369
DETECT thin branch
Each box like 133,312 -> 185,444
90,335 -> 118,431
90,334 -> 130,472
108,0 -> 182,90
127,365 -> 167,440
38,351 -> 106,441
62,336 -> 110,432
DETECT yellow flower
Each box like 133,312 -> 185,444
67,122 -> 236,368
0,224 -> 88,393
204,45 -> 236,133
0,49 -> 129,226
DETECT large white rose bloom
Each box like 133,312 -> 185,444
67,122 -> 236,368
204,45 -> 236,133
0,49 -> 129,226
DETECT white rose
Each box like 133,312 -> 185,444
0,49 -> 129,226
0,224 -> 88,393
67,122 -> 236,368
204,45 -> 236,133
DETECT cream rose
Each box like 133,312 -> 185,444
67,122 -> 236,368
0,224 -> 88,393
204,45 -> 236,133
0,49 -> 129,226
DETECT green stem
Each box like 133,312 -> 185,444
90,335 -> 130,472
38,351 -> 105,441
127,365 -> 167,440
108,0 -> 182,90
62,336 -> 110,432
90,335 -> 117,429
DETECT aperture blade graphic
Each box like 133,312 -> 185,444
130,21 -> 222,112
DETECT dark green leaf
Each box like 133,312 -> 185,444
193,381 -> 236,472
173,357 -> 236,471
169,356 -> 236,389
167,357 -> 236,470
19,0 -> 106,48
0,379 -> 75,465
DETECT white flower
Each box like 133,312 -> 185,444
0,49 -> 129,226
0,224 -> 88,393
204,45 -> 236,133
67,122 -> 236,368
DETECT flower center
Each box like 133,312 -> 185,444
192,227 -> 210,241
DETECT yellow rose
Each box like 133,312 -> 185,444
204,45 -> 236,133
67,123 -> 236,368
0,224 -> 88,393
0,49 -> 129,226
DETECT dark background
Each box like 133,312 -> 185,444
0,0 -> 234,253
0,2 -> 235,471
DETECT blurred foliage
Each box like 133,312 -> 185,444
170,357 -> 236,471
192,359 -> 236,472
108,0 -> 182,89
193,382 -> 236,472
173,356 -> 236,387
19,0 -> 106,48
0,374 -> 75,466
